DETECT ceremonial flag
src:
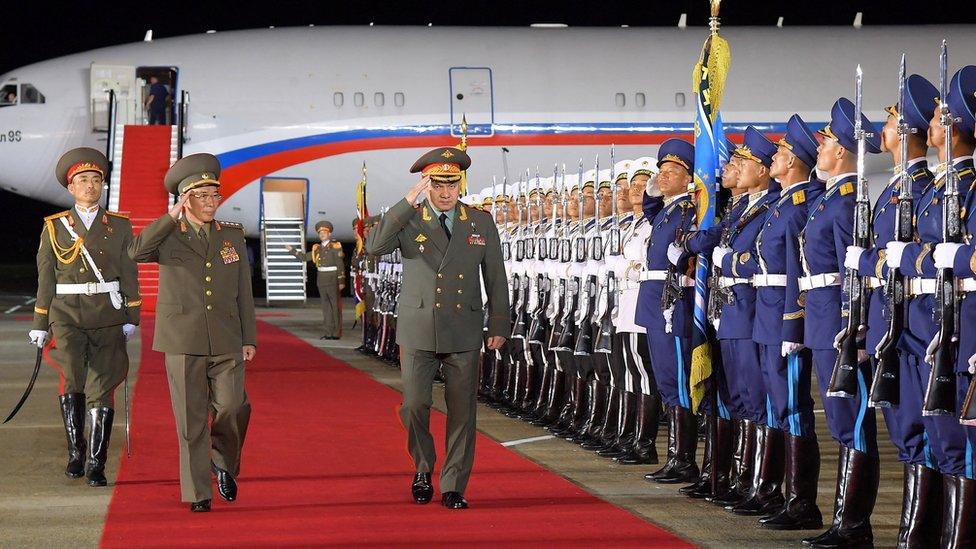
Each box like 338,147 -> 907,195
354,163 -> 368,320
688,1 -> 732,412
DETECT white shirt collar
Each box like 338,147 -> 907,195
663,192 -> 689,208
74,204 -> 99,230
826,172 -> 857,189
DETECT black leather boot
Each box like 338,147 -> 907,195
520,356 -> 542,416
679,413 -> 714,498
801,446 -> 878,548
581,384 -> 617,450
760,434 -> 822,530
710,418 -> 743,499
570,380 -> 605,444
59,393 -> 86,479
711,418 -> 756,507
548,370 -> 578,435
598,390 -> 637,457
645,405 -> 677,478
650,405 -> 699,484
554,377 -> 589,438
532,368 -> 565,426
524,362 -> 552,421
731,425 -> 785,516
895,463 -> 943,548
618,392 -> 660,465
86,407 -> 114,487
503,350 -> 525,416
940,474 -> 974,549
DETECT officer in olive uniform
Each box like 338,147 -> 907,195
287,220 -> 346,339
130,153 -> 257,513
365,146 -> 509,510
30,147 -> 141,487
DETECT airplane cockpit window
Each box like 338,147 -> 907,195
0,84 -> 16,107
20,83 -> 45,104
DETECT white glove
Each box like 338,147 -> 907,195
886,241 -> 908,269
667,243 -> 683,266
646,181 -> 663,198
844,246 -> 865,271
122,323 -> 136,341
934,242 -> 965,269
712,318 -> 721,332
28,330 -> 48,348
782,341 -> 804,357
663,307 -> 674,334
833,328 -> 847,350
968,353 -> 976,375
712,246 -> 731,268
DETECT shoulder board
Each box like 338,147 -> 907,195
910,168 -> 928,181
44,210 -> 71,222
677,201 -> 695,209
792,190 -> 806,205
331,241 -> 342,249
105,211 -> 130,219
216,220 -> 245,230
839,182 -> 854,196
958,168 -> 974,179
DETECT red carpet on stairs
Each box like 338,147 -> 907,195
100,319 -> 693,548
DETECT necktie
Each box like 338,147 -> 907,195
439,213 -> 451,240
198,227 -> 207,240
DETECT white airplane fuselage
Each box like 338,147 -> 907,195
1,25 -> 973,239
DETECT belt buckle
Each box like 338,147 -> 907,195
85,282 -> 97,296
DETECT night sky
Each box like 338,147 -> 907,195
0,0 -> 972,266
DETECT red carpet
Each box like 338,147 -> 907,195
101,319 -> 693,547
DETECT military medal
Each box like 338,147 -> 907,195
220,240 -> 240,264
418,244 -> 425,253
468,234 -> 486,246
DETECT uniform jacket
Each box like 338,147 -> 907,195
33,207 -> 141,331
365,198 -> 509,353
291,240 -> 346,287
130,215 -> 257,356
636,193 -> 696,335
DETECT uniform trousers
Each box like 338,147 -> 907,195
617,332 -> 655,395
719,338 -> 765,423
812,348 -> 878,456
647,328 -> 692,409
761,344 -> 815,437
903,353 -> 972,477
50,323 -> 128,409
164,352 -> 250,502
318,278 -> 341,338
877,353 -> 932,466
399,347 -> 480,494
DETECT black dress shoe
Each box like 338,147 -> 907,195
190,499 -> 211,512
441,491 -> 468,509
411,473 -> 433,504
211,462 -> 238,502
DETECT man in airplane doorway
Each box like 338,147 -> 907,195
365,146 -> 509,509
146,76 -> 169,125
286,220 -> 345,339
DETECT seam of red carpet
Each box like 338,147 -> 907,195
99,318 -> 695,548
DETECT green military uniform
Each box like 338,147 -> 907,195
290,220 -> 345,338
130,153 -> 256,504
32,147 -> 141,486
365,147 -> 509,497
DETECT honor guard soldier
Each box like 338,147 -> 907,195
905,65 -> 976,547
365,146 -> 509,510
287,220 -> 345,339
798,98 -> 882,547
30,147 -> 141,487
611,157 -> 662,465
844,73 -> 942,546
130,153 -> 257,512
636,138 -> 700,485
727,115 -> 823,530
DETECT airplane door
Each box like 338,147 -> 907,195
90,64 -> 137,130
449,67 -> 493,137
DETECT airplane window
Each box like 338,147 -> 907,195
333,92 -> 344,107
614,93 -> 626,108
0,84 -> 16,106
675,92 -> 686,108
635,92 -> 646,108
354,92 -> 364,107
394,92 -> 405,107
374,92 -> 384,107
20,84 -> 45,104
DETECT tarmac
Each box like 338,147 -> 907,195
0,293 -> 903,548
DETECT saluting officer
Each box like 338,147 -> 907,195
844,73 -> 941,545
365,147 -> 509,510
130,153 -> 257,513
30,147 -> 141,487
287,220 -> 345,339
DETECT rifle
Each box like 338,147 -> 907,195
547,167 -> 570,350
524,170 -> 536,260
595,146 -> 620,354
707,201 -> 736,325
923,40 -> 961,417
661,205 -> 693,313
555,160 -> 587,351
870,54 -> 911,408
536,166 -> 548,261
528,166 -> 553,344
574,156 -> 601,356
828,65 -> 872,398
512,175 -> 531,340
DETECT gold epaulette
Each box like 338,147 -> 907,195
910,168 -> 927,181
217,220 -> 244,230
105,211 -> 130,219
839,182 -> 854,196
44,210 -> 71,222
331,241 -> 342,249
792,190 -> 806,205
678,201 -> 695,209
958,168 -> 975,179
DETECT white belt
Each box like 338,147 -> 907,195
752,274 -> 787,287
717,277 -> 750,288
908,278 -> 936,296
865,276 -> 885,289
618,281 -> 641,291
960,278 -> 976,292
56,281 -> 120,296
318,266 -> 339,272
637,270 -> 694,287
798,273 -> 841,291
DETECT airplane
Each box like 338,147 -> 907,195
1,24 -> 974,240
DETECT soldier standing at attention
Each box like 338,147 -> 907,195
130,153 -> 256,513
30,147 -> 141,487
365,146 -> 509,510
286,220 -> 345,339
